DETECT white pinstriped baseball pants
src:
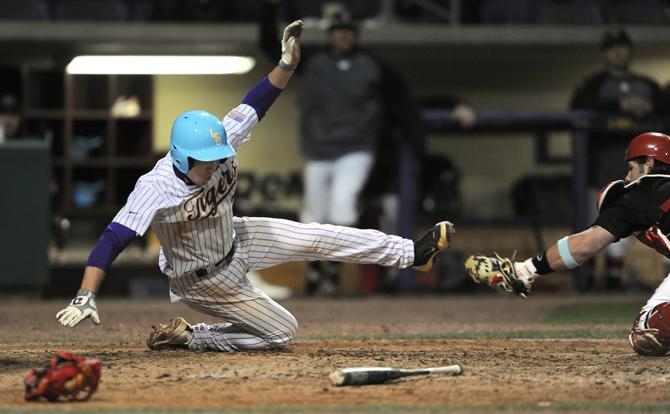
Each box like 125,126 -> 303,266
168,216 -> 415,352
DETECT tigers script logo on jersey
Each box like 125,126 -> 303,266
182,163 -> 238,220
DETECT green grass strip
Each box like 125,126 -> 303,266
542,301 -> 646,325
299,328 -> 627,341
0,328 -> 629,347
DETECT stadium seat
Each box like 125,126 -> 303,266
607,1 -> 670,24
534,0 -> 603,24
128,0 -> 153,21
346,0 -> 382,20
283,0 -> 325,20
53,0 -> 129,21
480,0 -> 535,24
0,0 -> 50,20
236,1 -> 260,22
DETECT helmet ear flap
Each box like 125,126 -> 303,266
170,144 -> 189,173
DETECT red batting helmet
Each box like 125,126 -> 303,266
625,132 -> 670,164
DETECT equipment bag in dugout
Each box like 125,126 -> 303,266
24,352 -> 101,401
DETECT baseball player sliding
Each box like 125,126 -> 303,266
466,132 -> 670,356
56,20 -> 455,352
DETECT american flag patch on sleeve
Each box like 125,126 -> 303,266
226,109 -> 247,123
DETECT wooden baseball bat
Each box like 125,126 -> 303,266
329,365 -> 462,386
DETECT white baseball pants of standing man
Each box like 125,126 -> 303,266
301,151 -> 374,226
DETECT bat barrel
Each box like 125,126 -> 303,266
329,368 -> 404,386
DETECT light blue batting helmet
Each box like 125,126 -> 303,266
170,110 -> 236,173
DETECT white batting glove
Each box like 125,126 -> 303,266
57,288 -> 101,327
514,259 -> 538,289
279,20 -> 303,70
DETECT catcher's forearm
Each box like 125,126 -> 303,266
543,226 -> 615,272
545,241 -> 587,271
81,266 -> 106,294
545,245 -> 567,271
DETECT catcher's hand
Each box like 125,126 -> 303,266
279,20 -> 303,70
57,288 -> 100,327
465,253 -> 533,298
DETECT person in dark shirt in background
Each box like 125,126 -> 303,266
297,13 -> 384,296
569,28 -> 670,291
571,29 -> 668,119
260,2 -> 387,295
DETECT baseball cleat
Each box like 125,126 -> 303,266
147,317 -> 193,350
412,221 -> 455,271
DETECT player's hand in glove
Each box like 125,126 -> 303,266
465,253 -> 535,298
57,288 -> 100,327
279,20 -> 303,70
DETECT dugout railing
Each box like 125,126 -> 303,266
396,110 -> 670,291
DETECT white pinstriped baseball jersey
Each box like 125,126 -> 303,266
113,104 -> 257,278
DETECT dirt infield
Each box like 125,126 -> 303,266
1,294 -> 668,413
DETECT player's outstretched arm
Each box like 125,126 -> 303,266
238,20 -> 302,123
57,222 -> 136,327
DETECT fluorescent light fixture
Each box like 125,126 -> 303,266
66,55 -> 256,75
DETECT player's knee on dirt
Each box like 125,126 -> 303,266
629,302 -> 670,356
263,315 -> 298,349
265,332 -> 294,349
264,324 -> 298,349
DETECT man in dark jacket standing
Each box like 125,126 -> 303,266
299,14 -> 383,295
571,29 -> 666,119
569,29 -> 670,291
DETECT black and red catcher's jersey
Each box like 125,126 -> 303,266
595,175 -> 670,258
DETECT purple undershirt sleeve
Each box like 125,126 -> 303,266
86,222 -> 137,271
241,76 -> 282,120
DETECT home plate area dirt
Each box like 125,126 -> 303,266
0,295 -> 668,413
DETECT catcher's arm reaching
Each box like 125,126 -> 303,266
466,225 -> 615,297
